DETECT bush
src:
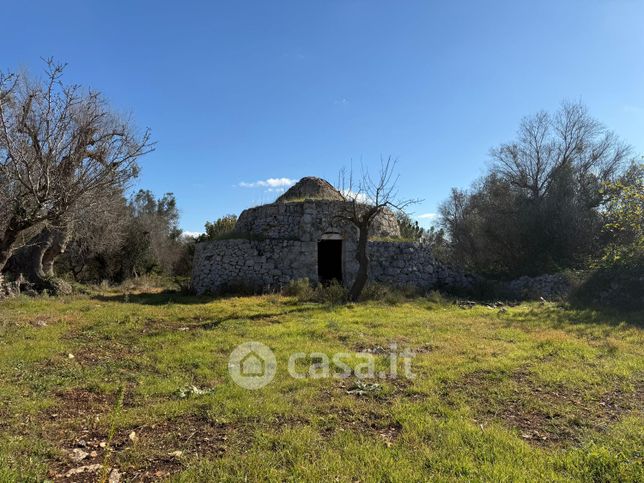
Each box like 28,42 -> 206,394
282,278 -> 313,298
359,283 -> 424,305
119,274 -> 177,292
361,284 -> 405,304
174,276 -> 192,294
359,283 -> 391,302
570,260 -> 644,311
283,279 -> 347,304
199,215 -> 238,241
312,281 -> 348,305
426,289 -> 446,304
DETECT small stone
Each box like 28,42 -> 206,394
169,450 -> 183,457
64,464 -> 102,477
128,431 -> 138,442
68,353 -> 75,359
108,468 -> 122,483
69,448 -> 88,462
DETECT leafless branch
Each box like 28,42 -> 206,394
0,59 -> 153,271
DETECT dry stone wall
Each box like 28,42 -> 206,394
368,241 -> 474,290
192,238 -> 473,295
192,232 -> 581,300
500,273 -> 575,300
192,239 -> 318,294
234,200 -> 400,242
192,194 -> 472,295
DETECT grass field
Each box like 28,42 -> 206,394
0,288 -> 642,481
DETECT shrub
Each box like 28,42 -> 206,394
282,278 -> 314,299
359,283 -> 422,305
199,215 -> 238,241
570,259 -> 644,311
358,283 -> 391,302
174,276 -> 192,294
119,274 -> 176,292
283,279 -> 348,304
311,281 -> 348,305
426,289 -> 446,305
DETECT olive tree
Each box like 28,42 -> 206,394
0,59 -> 152,289
439,101 -> 635,276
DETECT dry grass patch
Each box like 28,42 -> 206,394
447,368 -> 643,447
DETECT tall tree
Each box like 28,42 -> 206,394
491,101 -> 629,200
439,102 -> 635,277
0,59 -> 152,287
120,190 -> 183,278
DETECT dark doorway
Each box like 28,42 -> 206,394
318,240 -> 343,284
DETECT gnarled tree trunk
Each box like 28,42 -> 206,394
42,224 -> 72,278
349,223 -> 370,302
0,232 -> 18,274
0,215 -> 34,273
5,223 -> 73,294
7,228 -> 52,285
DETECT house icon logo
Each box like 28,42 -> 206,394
241,351 -> 265,376
228,341 -> 276,389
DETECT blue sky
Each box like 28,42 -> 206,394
2,0 -> 643,233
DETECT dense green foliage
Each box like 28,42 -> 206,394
598,163 -> 644,268
396,212 -> 426,241
57,190 -> 192,282
438,103 -> 639,278
568,163 -> 644,309
198,215 -> 238,241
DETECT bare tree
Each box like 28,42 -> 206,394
59,189 -> 130,281
337,158 -> 419,301
9,187 -> 127,285
0,59 -> 152,287
439,102 -> 636,277
491,101 -> 631,201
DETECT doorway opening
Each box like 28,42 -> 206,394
318,239 -> 343,284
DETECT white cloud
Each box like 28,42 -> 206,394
339,189 -> 370,204
239,177 -> 296,189
417,213 -> 438,220
182,231 -> 203,239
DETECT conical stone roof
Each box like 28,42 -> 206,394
276,177 -> 344,203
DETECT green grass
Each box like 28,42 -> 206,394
0,288 -> 642,481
